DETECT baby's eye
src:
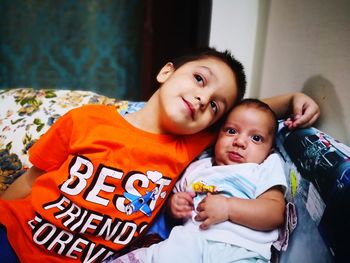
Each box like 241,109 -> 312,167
194,74 -> 204,86
225,128 -> 237,135
251,135 -> 263,143
210,101 -> 218,114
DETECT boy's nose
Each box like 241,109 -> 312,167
195,96 -> 204,108
195,94 -> 210,108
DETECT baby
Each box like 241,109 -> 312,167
110,98 -> 287,263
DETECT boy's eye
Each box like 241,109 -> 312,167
210,101 -> 218,114
251,135 -> 263,143
194,74 -> 204,86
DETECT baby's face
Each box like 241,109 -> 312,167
214,105 -> 275,165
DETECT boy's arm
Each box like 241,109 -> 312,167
262,92 -> 320,128
195,186 -> 285,231
0,166 -> 44,200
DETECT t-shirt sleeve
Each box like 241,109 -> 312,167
184,129 -> 217,160
255,153 -> 288,197
29,109 -> 74,171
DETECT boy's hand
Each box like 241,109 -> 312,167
194,194 -> 229,230
169,192 -> 195,219
284,92 -> 320,129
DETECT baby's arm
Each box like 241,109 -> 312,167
263,92 -> 320,129
0,166 -> 44,200
195,186 -> 285,230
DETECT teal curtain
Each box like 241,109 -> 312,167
0,0 -> 143,100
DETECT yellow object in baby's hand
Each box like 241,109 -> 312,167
191,181 -> 217,194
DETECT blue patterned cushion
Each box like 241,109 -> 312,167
275,123 -> 350,262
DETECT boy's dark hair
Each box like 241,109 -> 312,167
235,98 -> 279,136
171,47 -> 246,105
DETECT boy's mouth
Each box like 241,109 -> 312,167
182,98 -> 195,120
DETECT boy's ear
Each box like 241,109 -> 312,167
156,62 -> 175,83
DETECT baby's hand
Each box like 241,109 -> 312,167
194,194 -> 229,230
169,192 -> 195,219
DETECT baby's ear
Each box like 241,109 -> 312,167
156,62 -> 175,83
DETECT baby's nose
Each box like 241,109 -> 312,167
233,136 -> 247,148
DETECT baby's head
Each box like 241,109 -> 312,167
214,99 -> 278,165
154,47 -> 247,135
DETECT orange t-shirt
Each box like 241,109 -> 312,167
0,105 -> 215,262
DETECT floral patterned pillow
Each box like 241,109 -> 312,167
0,88 -> 145,193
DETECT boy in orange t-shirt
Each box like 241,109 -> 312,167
0,47 -> 319,262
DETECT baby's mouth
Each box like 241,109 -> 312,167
228,151 -> 243,162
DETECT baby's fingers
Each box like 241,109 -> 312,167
194,210 -> 207,222
199,218 -> 213,230
175,210 -> 193,218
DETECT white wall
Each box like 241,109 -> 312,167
209,0 -> 264,97
210,0 -> 350,145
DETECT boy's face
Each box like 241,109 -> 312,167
155,57 -> 237,135
214,105 -> 275,165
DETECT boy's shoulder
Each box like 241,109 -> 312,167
70,104 -> 119,116
65,104 -> 123,124
74,103 -> 115,111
